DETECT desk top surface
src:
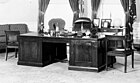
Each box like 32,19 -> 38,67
20,32 -> 102,40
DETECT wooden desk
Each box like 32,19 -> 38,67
18,32 -> 68,67
18,32 -> 115,72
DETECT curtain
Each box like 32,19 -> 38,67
69,0 -> 79,25
38,0 -> 50,32
91,0 -> 101,19
120,0 -> 129,25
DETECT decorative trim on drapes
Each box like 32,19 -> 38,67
38,0 -> 50,32
69,0 -> 79,25
120,0 -> 130,26
91,0 -> 101,20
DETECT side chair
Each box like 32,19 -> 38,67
105,35 -> 134,73
5,31 -> 20,61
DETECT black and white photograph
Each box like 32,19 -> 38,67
0,0 -> 140,83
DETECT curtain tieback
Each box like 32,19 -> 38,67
93,11 -> 97,14
39,10 -> 45,15
125,11 -> 129,15
74,11 -> 79,14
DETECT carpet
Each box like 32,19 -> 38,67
0,52 -> 140,83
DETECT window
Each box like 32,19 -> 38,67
44,0 -> 125,30
44,0 -> 73,31
97,0 -> 125,27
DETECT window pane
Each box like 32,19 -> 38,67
98,0 -> 125,27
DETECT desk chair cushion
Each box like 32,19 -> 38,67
7,42 -> 18,47
107,50 -> 133,57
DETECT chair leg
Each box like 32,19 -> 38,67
5,48 -> 8,61
106,55 -> 108,71
110,64 -> 114,68
124,56 -> 127,73
15,48 -> 17,58
110,57 -> 114,68
132,52 -> 134,68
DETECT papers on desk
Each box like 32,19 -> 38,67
116,32 -> 123,36
97,32 -> 116,38
82,36 -> 90,38
98,35 -> 105,38
97,31 -> 125,38
115,49 -> 125,51
59,32 -> 76,36
101,32 -> 116,35
97,32 -> 117,38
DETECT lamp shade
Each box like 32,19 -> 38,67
74,17 -> 91,23
73,17 -> 91,31
113,18 -> 122,27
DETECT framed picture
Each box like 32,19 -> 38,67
93,18 -> 100,27
101,19 -> 112,28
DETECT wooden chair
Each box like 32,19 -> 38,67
105,35 -> 134,73
5,31 -> 20,61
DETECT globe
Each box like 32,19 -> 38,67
113,18 -> 122,27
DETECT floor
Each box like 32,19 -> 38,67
0,51 -> 140,83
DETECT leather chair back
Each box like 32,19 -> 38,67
48,18 -> 65,31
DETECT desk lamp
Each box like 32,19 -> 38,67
74,18 -> 91,31
73,17 -> 91,36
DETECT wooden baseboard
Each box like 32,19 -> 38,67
68,65 -> 106,72
17,61 -> 51,67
